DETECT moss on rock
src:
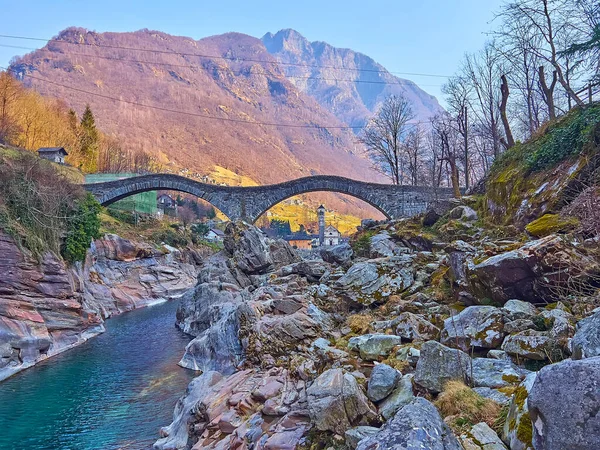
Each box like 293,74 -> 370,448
525,214 -> 579,237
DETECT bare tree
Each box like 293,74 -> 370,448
359,94 -> 415,185
431,114 -> 462,198
499,74 -> 516,149
443,76 -> 472,188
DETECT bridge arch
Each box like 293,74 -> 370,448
84,174 -> 455,222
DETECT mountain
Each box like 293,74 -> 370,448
262,29 -> 443,129
9,27 -> 441,218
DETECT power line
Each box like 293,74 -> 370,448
0,43 -> 446,88
0,33 -> 451,79
2,66 -> 434,130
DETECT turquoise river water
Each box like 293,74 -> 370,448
0,299 -> 196,450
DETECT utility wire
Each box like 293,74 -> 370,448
1,66 -> 434,130
0,43 -> 446,88
0,33 -> 451,79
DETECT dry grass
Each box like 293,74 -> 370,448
346,314 -> 374,335
435,381 -> 502,432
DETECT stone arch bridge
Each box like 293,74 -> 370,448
84,174 -> 457,222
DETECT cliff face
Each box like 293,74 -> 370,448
0,232 -> 201,381
262,29 -> 443,130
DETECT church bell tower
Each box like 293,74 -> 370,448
317,205 -> 325,246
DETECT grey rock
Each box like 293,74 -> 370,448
503,372 -> 536,450
459,422 -> 508,449
502,299 -> 538,320
471,357 -> 529,388
334,256 -> 415,306
571,310 -> 600,359
348,334 -> 403,361
154,371 -> 225,450
345,426 -> 380,450
487,350 -> 509,360
356,397 -> 462,450
378,374 -> 415,420
369,231 -> 408,258
501,330 -> 556,361
504,319 -> 536,334
320,243 -> 353,266
528,357 -> 600,450
414,341 -> 472,394
367,363 -> 400,402
395,312 -> 440,342
307,368 -> 376,435
473,387 -> 511,406
449,205 -> 478,221
441,306 -> 505,352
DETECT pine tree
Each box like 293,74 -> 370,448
79,104 -> 99,172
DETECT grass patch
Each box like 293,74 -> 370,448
435,381 -> 502,433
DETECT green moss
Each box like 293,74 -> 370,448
525,214 -> 579,237
516,415 -> 533,445
513,385 -> 528,409
501,374 -> 521,384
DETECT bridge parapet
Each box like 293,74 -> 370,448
84,174 -> 457,222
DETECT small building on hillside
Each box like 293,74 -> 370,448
284,232 -> 315,250
37,147 -> 68,164
206,228 -> 225,243
158,194 -> 177,209
323,225 -> 341,246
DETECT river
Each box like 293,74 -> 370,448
0,299 -> 196,450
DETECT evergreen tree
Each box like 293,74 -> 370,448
79,105 -> 99,172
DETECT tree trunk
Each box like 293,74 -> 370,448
538,66 -> 557,120
499,75 -> 515,149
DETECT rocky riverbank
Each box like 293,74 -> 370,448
156,215 -> 600,450
0,232 -> 202,381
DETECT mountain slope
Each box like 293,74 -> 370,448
262,29 -> 443,129
10,28 -> 378,187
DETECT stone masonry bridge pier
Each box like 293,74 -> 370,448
84,174 -> 457,222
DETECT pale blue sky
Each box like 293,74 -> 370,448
0,0 -> 504,102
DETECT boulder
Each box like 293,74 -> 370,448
571,310 -> 600,359
440,306 -> 505,352
369,231 -> 408,258
528,357 -> 600,450
501,330 -> 557,361
459,422 -> 508,450
471,358 -> 529,388
502,299 -> 539,320
334,256 -> 415,306
320,243 -> 353,266
348,334 -> 403,361
502,372 -> 536,450
223,222 -> 298,275
395,312 -> 440,342
367,363 -> 400,402
473,387 -> 511,406
378,374 -> 415,420
468,235 -> 599,305
345,426 -> 380,450
449,205 -> 478,221
306,368 -> 376,435
356,398 -> 461,450
414,341 -> 472,394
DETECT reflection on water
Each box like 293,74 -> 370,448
0,300 -> 195,450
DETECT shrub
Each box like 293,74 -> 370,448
62,193 -> 102,263
346,314 -> 373,334
151,227 -> 188,248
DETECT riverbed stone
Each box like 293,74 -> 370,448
502,372 -> 536,450
367,363 -> 400,402
378,374 -> 415,420
414,341 -> 472,394
440,306 -> 505,352
459,422 -> 508,450
345,426 -> 380,450
348,334 -> 403,360
320,243 -> 353,266
395,312 -> 440,342
306,368 -> 376,435
356,397 -> 462,450
471,357 -> 529,388
528,357 -> 600,449
501,330 -> 556,361
571,310 -> 600,359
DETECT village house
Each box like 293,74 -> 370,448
284,232 -> 314,250
37,147 -> 68,164
205,228 -> 225,243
